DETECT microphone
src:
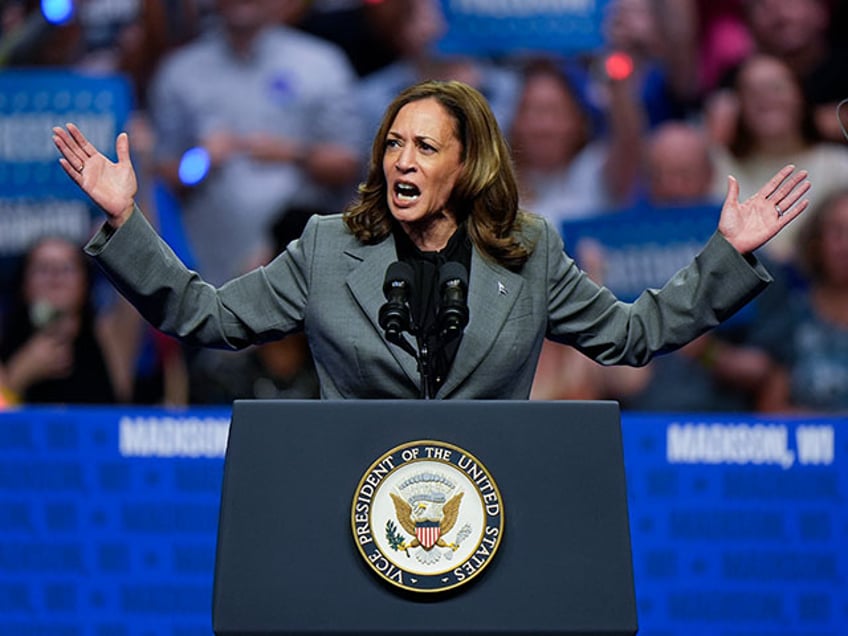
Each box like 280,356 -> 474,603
437,261 -> 469,341
379,261 -> 416,356
29,300 -> 63,330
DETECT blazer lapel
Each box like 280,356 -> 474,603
344,237 -> 421,388
438,249 -> 524,398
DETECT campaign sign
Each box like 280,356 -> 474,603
0,70 -> 131,251
560,203 -> 723,302
437,0 -> 611,55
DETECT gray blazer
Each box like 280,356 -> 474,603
86,208 -> 771,399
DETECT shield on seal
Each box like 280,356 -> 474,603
415,520 -> 441,549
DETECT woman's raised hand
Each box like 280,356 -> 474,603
53,123 -> 137,229
718,164 -> 810,255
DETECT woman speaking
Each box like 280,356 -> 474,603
52,80 -> 810,399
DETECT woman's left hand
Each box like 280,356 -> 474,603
718,164 -> 810,255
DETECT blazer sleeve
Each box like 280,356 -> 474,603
84,205 -> 314,350
542,219 -> 773,366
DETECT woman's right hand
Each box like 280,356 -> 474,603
6,331 -> 74,391
53,123 -> 138,229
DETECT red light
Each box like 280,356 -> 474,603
605,52 -> 634,81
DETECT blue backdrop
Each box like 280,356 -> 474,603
561,203 -> 724,303
0,406 -> 844,635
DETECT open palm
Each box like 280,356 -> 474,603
718,164 -> 810,255
52,123 -> 138,227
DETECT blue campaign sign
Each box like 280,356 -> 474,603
0,70 -> 132,198
0,70 -> 132,258
560,202 -> 723,302
437,0 -> 611,55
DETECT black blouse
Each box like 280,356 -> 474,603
393,222 -> 472,395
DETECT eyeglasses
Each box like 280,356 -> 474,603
27,261 -> 83,280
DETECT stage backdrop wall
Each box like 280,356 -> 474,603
0,406 -> 844,636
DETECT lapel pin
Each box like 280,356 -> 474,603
497,281 -> 508,295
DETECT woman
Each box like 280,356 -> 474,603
709,53 -> 848,265
52,80 -> 809,400
0,236 -> 118,404
759,190 -> 848,412
509,58 -> 641,228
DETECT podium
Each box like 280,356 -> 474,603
212,400 -> 638,635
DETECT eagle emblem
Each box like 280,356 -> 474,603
352,440 -> 504,592
386,472 -> 470,564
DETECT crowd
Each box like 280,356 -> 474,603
1,0 -> 847,412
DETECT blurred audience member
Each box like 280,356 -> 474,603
709,53 -> 848,266
74,0 -> 200,109
509,58 -> 643,228
294,0 -> 402,77
0,236 -> 123,404
0,0 -> 80,66
736,0 -> 848,142
0,365 -> 13,408
357,0 -> 520,137
599,0 -> 700,126
187,205 -> 320,404
189,327 -> 319,403
149,0 -> 364,285
642,120 -> 722,205
1,0 -> 198,109
759,190 -> 848,412
695,0 -> 753,95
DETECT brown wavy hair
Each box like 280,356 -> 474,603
343,80 -> 532,270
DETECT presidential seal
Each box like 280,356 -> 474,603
351,440 -> 504,593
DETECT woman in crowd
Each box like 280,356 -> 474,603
509,58 -> 643,229
709,53 -> 848,266
0,236 -> 121,404
759,190 -> 848,412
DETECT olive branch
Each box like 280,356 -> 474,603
385,520 -> 406,552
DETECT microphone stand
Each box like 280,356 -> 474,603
416,319 -> 465,400
382,319 -> 442,400
379,311 -> 434,399
417,338 -> 436,400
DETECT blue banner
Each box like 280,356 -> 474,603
0,406 -> 844,635
437,0 -> 611,55
561,203 -> 723,302
623,413 -> 846,634
0,407 -> 228,636
0,70 -> 131,257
